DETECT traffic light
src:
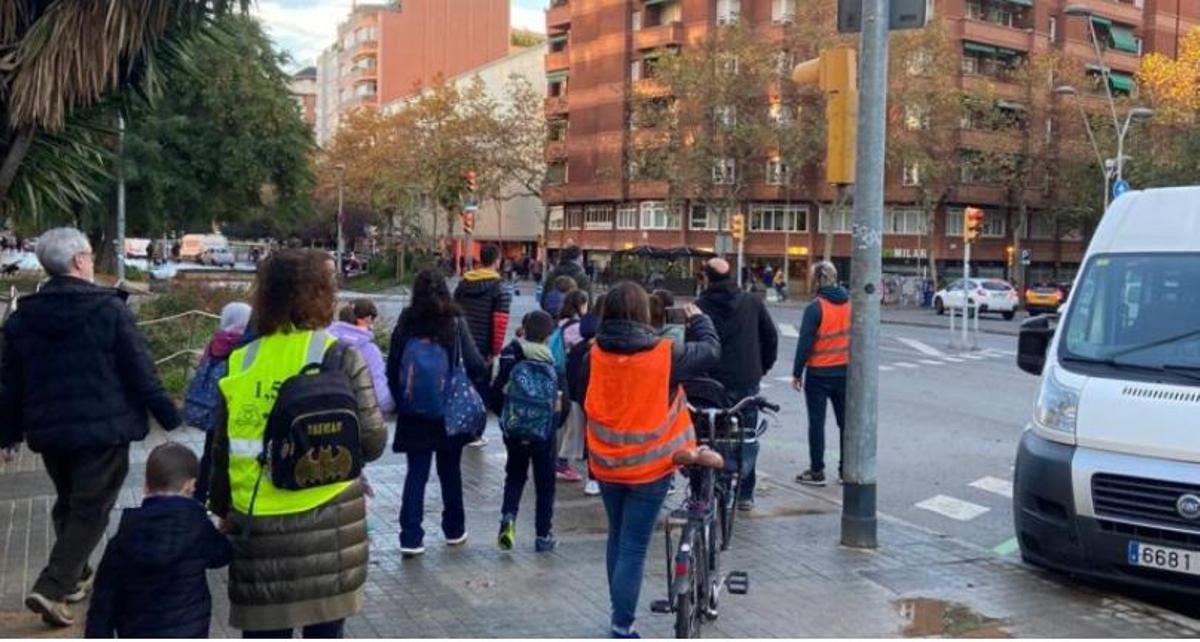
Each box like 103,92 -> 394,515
731,213 -> 746,242
461,211 -> 476,235
963,207 -> 985,244
465,170 -> 477,193
1006,245 -> 1015,270
791,46 -> 858,185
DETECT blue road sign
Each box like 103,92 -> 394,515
1112,179 -> 1130,199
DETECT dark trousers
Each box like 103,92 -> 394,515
399,445 -> 465,548
725,385 -> 760,501
501,439 -> 556,537
243,619 -> 344,638
195,430 -> 215,506
35,445 -> 129,600
598,476 -> 671,631
804,375 -> 847,475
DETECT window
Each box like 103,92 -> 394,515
906,50 -> 932,76
712,158 -> 736,185
617,203 -> 639,230
884,208 -> 926,235
769,99 -> 796,126
716,0 -> 740,24
689,204 -> 723,230
982,211 -> 1005,237
631,59 -> 642,81
584,204 -> 614,230
750,203 -> 806,232
765,159 -> 789,185
772,0 -> 796,23
959,150 -> 987,184
548,77 -> 568,97
640,201 -> 681,229
774,50 -> 795,76
549,206 -> 565,230
549,32 -> 568,53
902,160 -> 921,187
718,53 -> 739,76
566,206 -> 584,229
714,105 -> 737,129
355,82 -> 377,98
904,104 -> 929,130
819,206 -> 852,233
945,209 -> 964,237
547,160 -> 568,185
548,118 -> 568,142
632,10 -> 642,31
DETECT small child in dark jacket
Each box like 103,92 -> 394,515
492,310 -> 563,553
85,443 -> 232,638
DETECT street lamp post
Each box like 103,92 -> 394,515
334,163 -> 346,278
1053,85 -> 1153,210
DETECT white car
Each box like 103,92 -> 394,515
199,247 -> 236,268
933,278 -> 1019,320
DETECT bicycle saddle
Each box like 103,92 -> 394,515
672,446 -> 725,469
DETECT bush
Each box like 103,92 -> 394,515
138,284 -> 251,398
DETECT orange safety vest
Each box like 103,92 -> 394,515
584,339 -> 696,485
807,298 -> 851,367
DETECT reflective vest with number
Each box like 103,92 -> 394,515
584,339 -> 695,485
218,329 -> 349,516
807,298 -> 851,368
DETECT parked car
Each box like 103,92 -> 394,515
1014,185 -> 1200,598
933,278 -> 1020,320
199,247 -> 236,267
1024,283 -> 1067,316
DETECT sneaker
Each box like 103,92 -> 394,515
584,480 -> 600,496
611,627 -> 641,639
556,463 -> 582,482
535,534 -> 558,553
446,532 -> 469,546
63,566 -> 94,604
467,436 -> 488,448
400,545 -> 425,559
24,592 -> 74,627
736,498 -> 755,512
498,515 -> 516,551
795,469 -> 827,487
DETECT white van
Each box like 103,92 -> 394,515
1015,186 -> 1200,594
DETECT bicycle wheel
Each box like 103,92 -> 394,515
706,515 -> 722,619
674,529 -> 704,638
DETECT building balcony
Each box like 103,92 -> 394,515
1064,41 -> 1140,74
545,50 -> 569,71
631,78 -> 669,98
627,180 -> 669,200
634,21 -> 684,50
962,75 -> 1025,101
351,42 -> 378,61
547,2 -> 570,28
1063,0 -> 1144,29
953,184 -> 1009,205
545,140 -> 568,160
545,95 -> 568,114
961,20 -> 1034,53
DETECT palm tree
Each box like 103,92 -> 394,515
0,0 -> 250,222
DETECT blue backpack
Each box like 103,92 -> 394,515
542,289 -> 566,316
395,337 -> 450,419
183,356 -> 229,432
500,360 -> 559,442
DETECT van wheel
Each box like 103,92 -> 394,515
934,298 -> 944,315
1003,311 -> 1015,321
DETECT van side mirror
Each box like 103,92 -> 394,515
1017,315 -> 1054,375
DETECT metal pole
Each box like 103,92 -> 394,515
336,172 -> 345,277
962,241 -> 970,347
842,0 -> 888,550
1085,19 -> 1122,135
1070,97 -> 1108,212
116,114 -> 126,283
736,236 -> 745,290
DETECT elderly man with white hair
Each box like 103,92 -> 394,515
0,227 -> 180,628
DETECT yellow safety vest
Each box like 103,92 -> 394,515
219,329 -> 352,516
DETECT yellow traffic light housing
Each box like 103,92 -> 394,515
963,207 -> 984,244
731,213 -> 746,241
792,46 -> 858,185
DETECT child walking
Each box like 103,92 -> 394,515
86,443 -> 232,638
492,311 -> 563,552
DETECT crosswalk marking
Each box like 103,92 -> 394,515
895,337 -> 946,357
879,365 -> 895,372
915,495 -> 990,521
778,323 -> 799,338
774,376 -> 794,383
919,359 -> 942,366
892,362 -> 918,369
942,357 -> 964,363
960,354 -> 986,360
970,476 -> 1014,499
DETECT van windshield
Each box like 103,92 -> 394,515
1060,253 -> 1200,383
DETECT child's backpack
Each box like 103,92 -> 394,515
183,355 -> 228,432
547,327 -> 567,376
261,342 -> 363,491
500,360 -> 559,442
542,288 -> 566,316
395,337 -> 450,419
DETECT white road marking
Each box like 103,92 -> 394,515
778,323 -> 799,338
919,359 -> 942,366
970,476 -> 1014,499
892,362 -> 918,369
985,349 -> 1016,357
960,354 -> 986,360
774,376 -> 794,383
895,337 -> 946,357
942,357 -> 965,363
879,365 -> 895,372
915,495 -> 990,521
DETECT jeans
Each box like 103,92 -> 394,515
399,445 -> 465,548
804,375 -> 847,475
35,446 -> 129,600
502,439 -> 556,537
725,385 -> 760,501
599,476 -> 671,632
195,430 -> 215,506
243,619 -> 344,638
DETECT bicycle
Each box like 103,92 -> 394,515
650,392 -> 779,638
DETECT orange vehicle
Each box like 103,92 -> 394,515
1023,283 -> 1065,316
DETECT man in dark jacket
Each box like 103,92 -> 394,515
791,261 -> 850,487
454,243 -> 511,447
695,258 -> 779,511
86,443 -> 232,638
541,245 -> 591,310
0,227 -> 181,627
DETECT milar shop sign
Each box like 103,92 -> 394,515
883,247 -> 928,259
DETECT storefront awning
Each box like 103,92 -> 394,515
994,46 -> 1022,58
1110,25 -> 1139,53
1003,0 -> 1033,6
963,41 -> 997,55
1089,15 -> 1114,30
1108,72 -> 1135,93
546,70 -> 568,82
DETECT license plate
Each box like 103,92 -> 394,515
1128,541 -> 1200,576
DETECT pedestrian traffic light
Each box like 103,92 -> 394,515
731,213 -> 746,242
963,207 -> 985,244
465,170 -> 477,193
791,46 -> 858,185
462,211 -> 475,235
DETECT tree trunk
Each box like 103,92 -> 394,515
0,126 -> 36,209
1011,201 -> 1026,294
925,206 -> 940,288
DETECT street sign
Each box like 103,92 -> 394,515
1020,248 -> 1032,266
838,0 -> 931,33
1112,179 -> 1130,199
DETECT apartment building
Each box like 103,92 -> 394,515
542,0 -> 1198,290
289,66 -> 318,128
315,0 -> 510,146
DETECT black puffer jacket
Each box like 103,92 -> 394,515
86,495 -> 232,638
0,277 -> 180,451
453,269 -> 511,360
695,280 -> 779,390
541,259 -> 591,304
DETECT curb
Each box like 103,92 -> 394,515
880,317 -> 1020,338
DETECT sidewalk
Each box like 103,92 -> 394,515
2,425 -> 1198,638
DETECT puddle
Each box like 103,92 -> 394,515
893,598 -> 1010,638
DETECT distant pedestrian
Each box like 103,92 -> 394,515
542,275 -> 577,317
182,301 -> 252,505
541,245 -> 591,308
774,269 -> 787,301
454,244 -> 511,447
792,261 -> 850,487
0,227 -> 181,628
330,299 -> 396,415
763,265 -> 775,291
85,443 -> 232,638
552,289 -> 589,483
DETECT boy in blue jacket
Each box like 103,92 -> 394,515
86,443 -> 232,638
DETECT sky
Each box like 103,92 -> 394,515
253,0 -> 548,70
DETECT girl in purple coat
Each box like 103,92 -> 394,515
330,299 -> 396,415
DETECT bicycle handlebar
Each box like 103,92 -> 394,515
688,395 -> 779,417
